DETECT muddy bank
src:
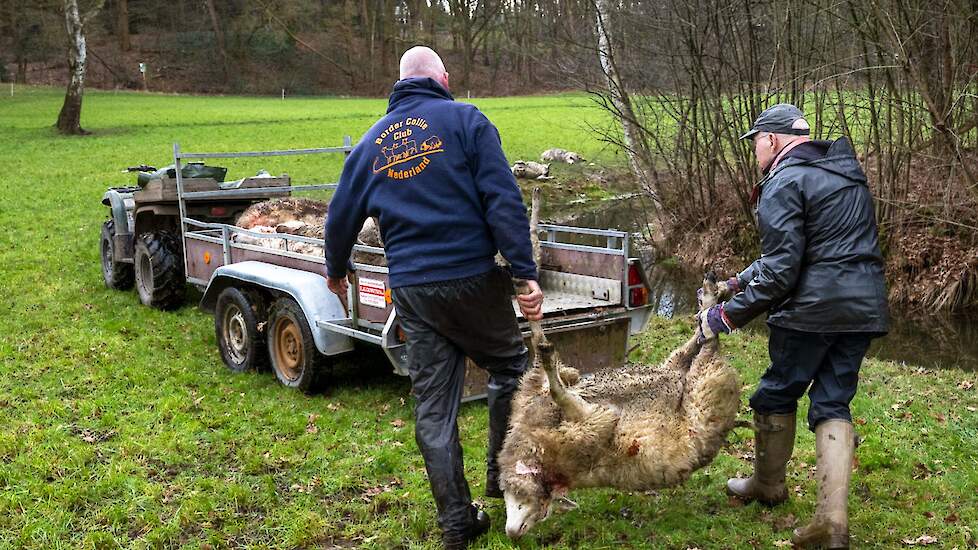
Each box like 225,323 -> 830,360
552,196 -> 978,372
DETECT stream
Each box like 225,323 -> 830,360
559,197 -> 978,372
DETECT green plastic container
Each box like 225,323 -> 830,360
137,163 -> 227,186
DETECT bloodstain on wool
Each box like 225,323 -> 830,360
627,439 -> 641,456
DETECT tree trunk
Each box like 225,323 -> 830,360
593,0 -> 660,217
204,0 -> 230,84
56,0 -> 89,135
116,0 -> 130,52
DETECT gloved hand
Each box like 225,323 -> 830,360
697,277 -> 741,309
697,303 -> 735,343
724,276 -> 741,295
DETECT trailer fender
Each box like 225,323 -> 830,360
199,261 -> 354,356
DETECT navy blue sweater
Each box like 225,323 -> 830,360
324,78 -> 537,287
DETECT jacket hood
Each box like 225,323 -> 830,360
387,77 -> 454,112
777,137 -> 867,185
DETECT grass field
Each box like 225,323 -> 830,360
1,87 -> 977,549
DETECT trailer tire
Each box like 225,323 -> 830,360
134,230 -> 185,310
215,287 -> 269,373
100,220 -> 134,290
267,297 -> 325,393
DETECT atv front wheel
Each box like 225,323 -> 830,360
100,220 -> 134,290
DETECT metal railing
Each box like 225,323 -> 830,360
172,138 -> 354,282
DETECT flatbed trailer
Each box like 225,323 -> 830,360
170,142 -> 654,399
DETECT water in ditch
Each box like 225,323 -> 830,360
557,196 -> 978,372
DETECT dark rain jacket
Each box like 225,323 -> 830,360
723,137 -> 890,334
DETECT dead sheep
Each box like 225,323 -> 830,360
512,160 -> 553,180
235,197 -> 328,230
541,148 -> 585,165
234,198 -> 385,264
499,277 -> 741,539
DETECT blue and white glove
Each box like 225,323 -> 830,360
697,303 -> 735,343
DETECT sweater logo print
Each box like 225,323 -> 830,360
371,116 -> 444,180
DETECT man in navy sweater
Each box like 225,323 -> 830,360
324,46 -> 544,549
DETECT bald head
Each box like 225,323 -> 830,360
399,46 -> 450,90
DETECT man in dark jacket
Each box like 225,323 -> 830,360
697,104 -> 889,549
324,46 -> 544,550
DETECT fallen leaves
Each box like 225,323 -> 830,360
390,418 -> 405,429
360,478 -> 402,502
957,380 -> 974,391
902,534 -> 938,545
75,427 -> 116,444
306,413 -> 320,434
912,463 -> 944,480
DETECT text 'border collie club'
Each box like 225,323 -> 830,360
372,116 -> 444,180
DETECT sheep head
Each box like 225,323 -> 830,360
502,460 -> 550,539
699,271 -> 734,312
502,458 -> 578,539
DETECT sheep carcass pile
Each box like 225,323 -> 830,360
233,198 -> 385,265
499,276 -> 741,539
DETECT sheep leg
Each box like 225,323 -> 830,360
538,343 -> 595,422
515,187 -> 595,422
662,334 -> 701,373
734,420 -> 755,430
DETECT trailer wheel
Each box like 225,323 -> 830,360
267,297 -> 325,393
134,230 -> 185,310
215,287 -> 269,373
100,220 -> 134,290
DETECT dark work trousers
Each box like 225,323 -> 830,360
749,325 -> 874,431
391,267 -> 528,536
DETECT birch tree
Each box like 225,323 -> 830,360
55,0 -> 102,135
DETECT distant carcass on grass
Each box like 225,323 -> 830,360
541,148 -> 585,164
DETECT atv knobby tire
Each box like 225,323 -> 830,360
267,297 -> 326,393
101,220 -> 134,290
215,287 -> 269,373
134,230 -> 185,310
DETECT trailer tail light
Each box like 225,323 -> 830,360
630,286 -> 648,307
628,262 -> 642,286
627,260 -> 648,307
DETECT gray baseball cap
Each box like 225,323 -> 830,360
740,103 -> 811,140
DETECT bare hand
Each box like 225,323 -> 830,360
516,279 -> 544,321
327,275 -> 349,296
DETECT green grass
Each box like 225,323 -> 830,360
1,87 -> 977,549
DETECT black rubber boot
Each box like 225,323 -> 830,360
485,353 -> 526,498
420,434 -> 475,539
443,504 -> 491,550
